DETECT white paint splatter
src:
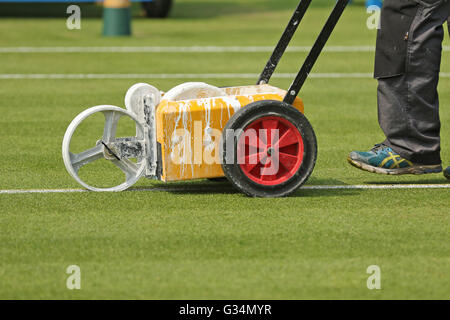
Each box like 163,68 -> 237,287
169,102 -> 194,177
222,96 -> 242,116
201,99 -> 213,151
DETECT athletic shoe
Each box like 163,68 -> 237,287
444,167 -> 450,180
348,144 -> 442,175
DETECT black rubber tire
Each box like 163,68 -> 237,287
141,0 -> 173,18
221,100 -> 317,198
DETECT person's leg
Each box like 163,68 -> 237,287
448,15 -> 450,35
349,0 -> 450,174
379,1 -> 450,165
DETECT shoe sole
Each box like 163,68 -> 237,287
444,168 -> 450,180
347,157 -> 442,175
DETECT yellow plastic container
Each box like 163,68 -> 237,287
156,84 -> 304,181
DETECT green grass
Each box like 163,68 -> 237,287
0,0 -> 449,299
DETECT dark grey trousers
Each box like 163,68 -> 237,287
375,0 -> 450,165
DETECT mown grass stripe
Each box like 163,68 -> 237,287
0,46 -> 448,53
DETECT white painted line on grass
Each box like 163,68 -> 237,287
0,73 -> 261,79
1,184 -> 449,195
0,46 -> 449,53
0,73 -> 371,79
0,188 -> 88,194
1,73 -> 449,80
303,184 -> 450,190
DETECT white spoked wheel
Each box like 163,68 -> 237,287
62,105 -> 146,192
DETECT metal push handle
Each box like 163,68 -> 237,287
284,0 -> 348,104
256,0 -> 349,104
257,0 -> 312,85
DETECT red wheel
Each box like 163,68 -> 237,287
221,100 -> 317,198
237,116 -> 304,186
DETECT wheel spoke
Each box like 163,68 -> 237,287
111,158 -> 138,179
260,163 -> 277,178
275,128 -> 298,149
70,144 -> 104,172
259,129 -> 267,147
269,128 -> 280,148
278,152 -> 299,170
259,119 -> 278,146
261,119 -> 278,130
102,111 -> 121,142
271,154 -> 287,173
244,133 -> 265,149
242,152 -> 265,172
